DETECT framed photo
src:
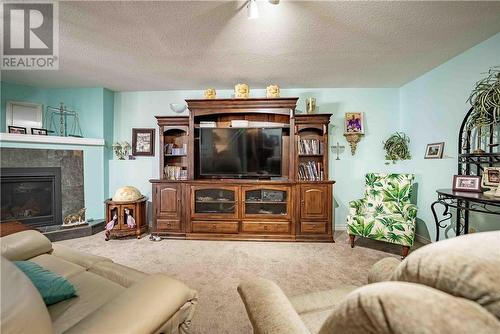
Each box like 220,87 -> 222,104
482,167 -> 500,187
344,112 -> 364,134
8,126 -> 27,134
132,128 -> 155,156
452,175 -> 482,193
6,101 -> 43,133
31,128 -> 48,135
424,142 -> 444,159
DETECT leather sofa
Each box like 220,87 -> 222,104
1,230 -> 198,334
238,231 -> 500,334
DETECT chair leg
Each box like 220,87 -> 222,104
349,234 -> 355,248
401,246 -> 410,259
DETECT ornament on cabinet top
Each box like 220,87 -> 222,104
235,83 -> 250,98
204,88 -> 216,99
266,84 -> 280,98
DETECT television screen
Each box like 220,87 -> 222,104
199,128 -> 282,178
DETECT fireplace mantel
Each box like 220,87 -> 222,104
0,133 -> 105,146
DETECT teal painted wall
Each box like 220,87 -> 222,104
111,88 -> 400,230
1,82 -> 114,220
399,32 -> 500,241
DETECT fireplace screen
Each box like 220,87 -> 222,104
1,168 -> 62,227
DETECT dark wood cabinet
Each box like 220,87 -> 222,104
300,184 -> 329,220
105,197 -> 147,239
150,98 -> 334,242
153,183 -> 184,234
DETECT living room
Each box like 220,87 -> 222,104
1,1 -> 500,334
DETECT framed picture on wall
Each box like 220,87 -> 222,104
424,142 -> 445,159
132,128 -> 155,156
452,175 -> 482,193
344,112 -> 364,134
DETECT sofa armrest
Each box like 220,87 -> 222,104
348,198 -> 366,216
238,278 -> 310,334
368,257 -> 400,283
65,274 -> 198,334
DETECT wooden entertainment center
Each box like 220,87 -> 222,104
150,98 -> 335,242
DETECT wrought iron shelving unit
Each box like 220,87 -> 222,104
432,107 -> 500,241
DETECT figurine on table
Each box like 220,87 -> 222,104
105,214 -> 118,241
125,208 -> 136,228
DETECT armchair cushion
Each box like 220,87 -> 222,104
392,231 -> 500,319
318,282 -> 500,334
347,212 -> 415,246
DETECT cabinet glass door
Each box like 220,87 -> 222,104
193,187 -> 237,217
243,187 -> 289,218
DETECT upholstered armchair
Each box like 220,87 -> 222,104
346,173 -> 417,258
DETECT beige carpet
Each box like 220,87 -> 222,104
56,231 -> 411,334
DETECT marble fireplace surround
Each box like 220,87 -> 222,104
1,148 -> 84,222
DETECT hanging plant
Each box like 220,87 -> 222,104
383,132 -> 411,164
466,67 -> 500,131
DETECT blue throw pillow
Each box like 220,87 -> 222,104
14,260 -> 77,305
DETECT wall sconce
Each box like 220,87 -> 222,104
344,133 -> 364,155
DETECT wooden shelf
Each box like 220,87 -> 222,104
245,201 -> 287,204
165,154 -> 188,157
195,200 -> 235,204
298,154 -> 323,157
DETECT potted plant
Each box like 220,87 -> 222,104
383,132 -> 411,164
466,67 -> 500,153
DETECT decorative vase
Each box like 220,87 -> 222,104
306,98 -> 316,114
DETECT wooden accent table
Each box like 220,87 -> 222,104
104,197 -> 148,239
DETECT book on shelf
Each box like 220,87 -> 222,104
297,161 -> 324,181
199,121 -> 216,128
164,143 -> 187,155
298,138 -> 322,155
164,165 -> 188,180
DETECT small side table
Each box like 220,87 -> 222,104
104,197 -> 148,239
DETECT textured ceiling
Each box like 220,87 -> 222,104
3,1 -> 500,91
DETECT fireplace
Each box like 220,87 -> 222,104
1,168 -> 62,228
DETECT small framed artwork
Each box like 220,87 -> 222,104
8,126 -> 27,134
482,167 -> 500,187
425,142 -> 445,159
344,112 -> 364,134
452,175 -> 482,193
132,128 -> 155,156
31,128 -> 48,135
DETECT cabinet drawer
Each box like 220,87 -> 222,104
301,221 -> 327,234
242,221 -> 290,234
192,221 -> 238,234
157,219 -> 181,231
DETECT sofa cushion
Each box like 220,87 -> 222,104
392,231 -> 500,318
319,282 -> 500,334
290,286 -> 357,334
51,244 -> 112,269
89,261 -> 146,288
14,260 -> 77,306
1,230 -> 52,261
48,271 -> 124,333
1,257 -> 53,334
30,254 -> 85,279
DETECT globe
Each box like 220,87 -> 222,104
112,186 -> 143,202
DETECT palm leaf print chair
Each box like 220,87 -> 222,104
346,173 -> 417,259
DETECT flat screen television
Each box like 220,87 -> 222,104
199,128 -> 282,178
